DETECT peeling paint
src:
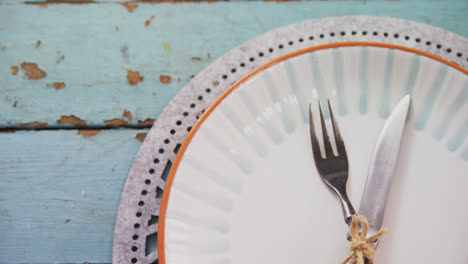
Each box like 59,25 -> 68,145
13,101 -> 17,107
123,109 -> 133,121
105,118 -> 128,127
121,2 -> 139,12
64,219 -> 71,224
0,129 -> 15,134
120,44 -> 130,64
56,52 -> 65,64
143,0 -> 217,3
137,118 -> 154,126
136,133 -> 147,142
57,115 -> 86,126
20,62 -> 47,80
127,70 -> 143,86
56,156 -> 70,169
36,40 -> 42,47
10,66 -> 19,76
191,57 -> 202,61
26,0 -> 94,7
53,82 -> 66,90
19,121 -> 48,127
163,42 -> 172,56
160,75 -> 171,84
145,16 -> 155,27
78,129 -> 101,137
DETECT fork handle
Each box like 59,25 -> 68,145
337,189 -> 356,225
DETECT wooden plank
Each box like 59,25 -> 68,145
1,1 -> 468,128
0,129 -> 148,263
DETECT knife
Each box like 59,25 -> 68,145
359,95 -> 411,246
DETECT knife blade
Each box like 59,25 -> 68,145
359,95 -> 411,244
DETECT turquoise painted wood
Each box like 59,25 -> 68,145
0,129 -> 147,263
1,1 -> 468,264
1,1 -> 468,128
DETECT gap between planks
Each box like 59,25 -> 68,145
0,124 -> 152,132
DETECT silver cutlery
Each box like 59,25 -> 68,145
309,100 -> 356,225
358,95 -> 410,247
310,96 -> 410,264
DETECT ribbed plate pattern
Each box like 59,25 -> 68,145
164,46 -> 468,264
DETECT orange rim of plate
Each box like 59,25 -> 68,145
157,41 -> 468,263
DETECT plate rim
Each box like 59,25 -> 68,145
157,41 -> 468,264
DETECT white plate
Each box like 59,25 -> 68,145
158,43 -> 468,264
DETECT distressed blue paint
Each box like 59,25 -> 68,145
1,1 -> 468,128
0,129 -> 147,263
1,1 -> 468,264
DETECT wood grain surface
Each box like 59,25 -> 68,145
1,1 -> 467,263
0,129 -> 147,263
1,1 -> 468,128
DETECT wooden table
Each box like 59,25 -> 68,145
1,1 -> 467,263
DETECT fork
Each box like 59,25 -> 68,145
309,100 -> 356,225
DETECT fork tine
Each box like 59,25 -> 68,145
327,100 -> 346,156
319,101 -> 335,158
309,103 -> 323,160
